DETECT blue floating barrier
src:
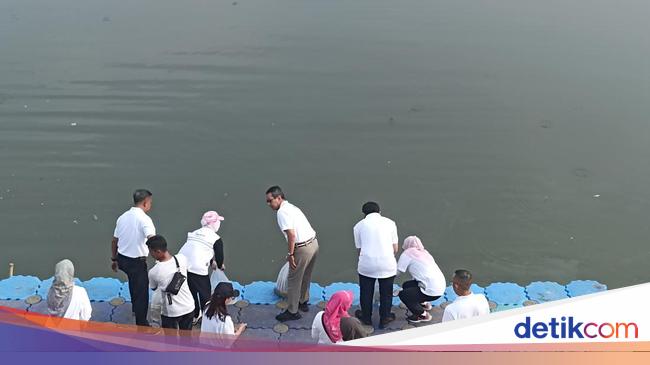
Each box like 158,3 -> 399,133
231,281 -> 244,301
242,281 -> 279,304
566,280 -> 607,297
323,282 -> 360,305
492,303 -> 524,312
526,281 -> 568,302
445,283 -> 485,302
391,284 -> 401,306
118,281 -> 131,301
82,277 -> 121,302
309,283 -> 325,305
485,282 -> 527,305
37,277 -> 82,298
0,276 -> 41,300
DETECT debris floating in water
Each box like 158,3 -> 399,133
593,194 -> 600,198
223,192 -> 228,197
70,122 -> 77,127
40,202 -> 45,206
570,236 -> 574,240
72,220 -> 79,224
102,16 -> 111,22
92,214 -> 99,221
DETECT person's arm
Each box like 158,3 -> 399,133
285,229 -> 297,270
392,222 -> 399,255
311,313 -> 321,341
393,243 -> 398,255
111,237 -> 119,272
213,238 -> 225,270
80,288 -> 93,321
441,307 -> 454,322
353,225 -> 362,257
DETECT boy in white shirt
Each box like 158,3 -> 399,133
147,235 -> 196,334
442,269 -> 490,322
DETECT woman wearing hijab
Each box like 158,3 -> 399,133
179,210 -> 226,324
311,290 -> 355,344
396,236 -> 446,323
47,259 -> 92,321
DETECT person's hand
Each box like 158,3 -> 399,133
288,255 -> 297,270
210,261 -> 217,270
220,263 -> 226,271
236,323 -> 247,334
111,261 -> 118,273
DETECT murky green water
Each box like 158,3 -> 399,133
1,0 -> 649,287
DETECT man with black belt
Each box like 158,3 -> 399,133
111,189 -> 156,326
265,186 -> 319,322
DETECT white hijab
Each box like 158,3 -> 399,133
47,259 -> 75,317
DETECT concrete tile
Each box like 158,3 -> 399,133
28,300 -> 49,314
111,303 -> 135,324
279,328 -> 313,344
90,302 -> 113,322
0,299 -> 29,311
233,328 -> 279,349
239,304 -> 283,329
286,308 -> 318,330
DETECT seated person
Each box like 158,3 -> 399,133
442,269 -> 490,322
200,282 -> 246,347
47,259 -> 92,321
311,291 -> 355,344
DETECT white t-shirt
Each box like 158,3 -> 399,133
276,200 -> 316,243
200,313 -> 236,348
63,286 -> 92,321
397,253 -> 446,296
178,227 -> 219,276
148,254 -> 195,318
353,213 -> 398,279
311,311 -> 339,344
442,293 -> 490,322
113,207 -> 156,258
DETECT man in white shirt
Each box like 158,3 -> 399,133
353,202 -> 398,329
111,189 -> 156,326
147,235 -> 196,334
442,269 -> 490,322
266,186 -> 318,322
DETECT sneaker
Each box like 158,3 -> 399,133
275,310 -> 302,322
379,312 -> 396,329
354,309 -> 372,326
407,312 -> 432,323
298,301 -> 309,313
421,302 -> 433,311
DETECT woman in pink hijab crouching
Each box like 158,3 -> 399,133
311,291 -> 368,344
396,236 -> 446,323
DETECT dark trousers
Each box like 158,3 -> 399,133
398,280 -> 440,316
161,311 -> 194,331
187,272 -> 211,318
358,274 -> 395,321
117,254 -> 150,326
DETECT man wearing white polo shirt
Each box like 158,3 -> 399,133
353,201 -> 398,329
442,269 -> 490,322
265,186 -> 319,322
111,189 -> 156,326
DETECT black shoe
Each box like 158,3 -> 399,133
298,301 -> 309,312
407,312 -> 432,323
354,309 -> 372,326
379,312 -> 396,329
275,310 -> 302,322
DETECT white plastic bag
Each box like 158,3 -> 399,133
210,269 -> 231,291
274,262 -> 290,298
147,288 -> 163,328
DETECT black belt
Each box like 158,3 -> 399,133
295,237 -> 315,248
118,253 -> 147,261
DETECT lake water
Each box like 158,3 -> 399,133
1,0 -> 649,288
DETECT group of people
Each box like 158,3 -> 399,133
44,186 -> 490,345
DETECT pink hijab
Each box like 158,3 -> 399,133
201,210 -> 224,233
402,236 -> 435,264
322,290 -> 353,343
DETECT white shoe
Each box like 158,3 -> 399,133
421,302 -> 433,311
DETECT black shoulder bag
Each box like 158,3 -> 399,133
164,256 -> 186,305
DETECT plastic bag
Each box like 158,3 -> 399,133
147,288 -> 163,328
210,269 -> 230,291
274,262 -> 290,298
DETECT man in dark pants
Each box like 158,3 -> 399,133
352,202 -> 398,329
111,189 -> 156,327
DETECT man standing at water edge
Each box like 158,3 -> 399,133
111,189 -> 156,326
353,201 -> 398,329
265,186 -> 319,322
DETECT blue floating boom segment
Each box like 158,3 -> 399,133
324,282 -> 360,305
37,277 -> 82,298
82,277 -> 122,302
566,280 -> 607,297
0,276 -> 41,300
242,281 -> 280,304
309,283 -> 325,305
485,282 -> 527,305
525,281 -> 569,302
445,283 -> 485,302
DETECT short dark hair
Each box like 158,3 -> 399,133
453,269 -> 473,291
265,185 -> 285,199
362,201 -> 380,215
133,189 -> 152,204
146,235 -> 167,251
